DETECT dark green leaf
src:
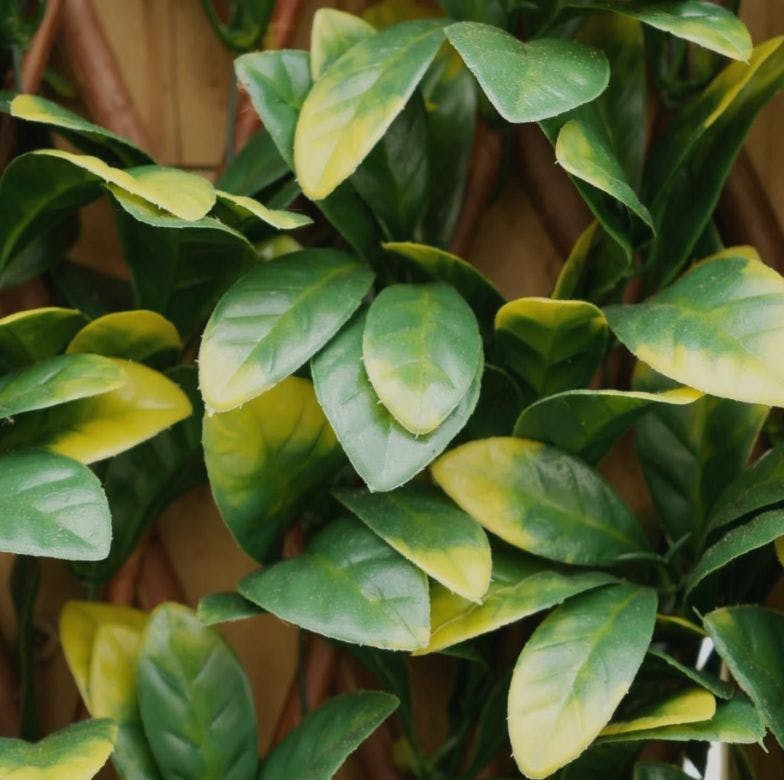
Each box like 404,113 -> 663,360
197,592 -> 263,626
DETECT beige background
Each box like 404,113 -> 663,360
1,1 -> 783,777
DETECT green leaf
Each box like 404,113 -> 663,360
239,516 -> 430,650
705,605 -> 784,749
600,688 -> 716,737
644,38 -> 784,289
110,187 -> 255,341
66,310 -> 182,367
259,692 -> 398,780
213,189 -> 312,231
0,354 -> 125,418
49,262 -> 133,320
334,484 -> 491,601
311,312 -> 481,492
216,128 -> 289,196
633,763 -> 692,780
200,249 -> 373,412
494,297 -> 607,403
632,362 -> 767,544
432,437 -> 649,565
200,0 -> 274,51
688,510 -> 784,594
508,583 -> 656,778
709,445 -> 784,531
383,241 -> 504,330
418,549 -> 615,654
445,22 -> 609,123
235,50 -> 313,167
0,449 -> 110,560
71,367 -> 205,584
513,386 -> 702,465
203,376 -> 343,562
645,647 -> 733,700
294,20 -> 445,199
0,719 -> 116,780
0,360 -> 193,464
607,252 -> 784,407
462,364 -> 522,440
137,603 -> 258,780
197,592 -> 263,626
310,8 -> 375,80
599,697 -> 765,744
10,93 -> 152,166
363,282 -> 482,435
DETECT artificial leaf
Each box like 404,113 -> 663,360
645,648 -> 733,700
0,354 -> 125,418
239,516 -> 430,650
0,308 -> 86,369
432,437 -> 649,565
608,252 -> 784,407
709,445 -> 784,531
445,22 -> 609,122
0,449 -> 110,560
633,360 -> 768,545
600,688 -> 716,736
213,189 -> 312,231
705,605 -> 784,748
383,241 -> 504,331
687,510 -> 784,594
259,692 -> 398,780
557,743 -> 639,780
10,93 -> 152,166
310,8 -> 375,80
0,719 -> 116,780
311,312 -> 481,492
200,0 -> 274,51
508,583 -> 656,778
419,549 -> 615,654
216,128 -> 289,196
203,376 -> 343,562
137,603 -> 258,780
0,359 -> 192,464
513,386 -> 702,464
71,367 -> 205,584
49,262 -> 133,319
197,592 -> 263,626
294,20 -> 445,199
66,310 -> 182,367
363,282 -> 482,434
462,365 -> 522,440
494,297 -> 607,403
199,249 -> 373,412
334,484 -> 491,602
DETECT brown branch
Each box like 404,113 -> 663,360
449,121 -> 503,259
58,0 -> 152,149
515,123 -> 592,259
719,148 -> 784,274
0,631 -> 20,737
21,0 -> 65,93
136,534 -> 185,610
105,535 -> 150,605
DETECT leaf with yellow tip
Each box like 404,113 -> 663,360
0,308 -> 86,368
294,20 -> 445,200
0,360 -> 192,463
600,688 -> 716,737
432,437 -> 649,565
67,310 -> 182,367
508,583 -> 656,778
310,8 -> 375,80
334,484 -> 491,602
214,190 -> 312,231
417,550 -> 614,654
0,719 -> 117,780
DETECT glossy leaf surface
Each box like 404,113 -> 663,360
508,583 -> 656,778
203,377 -> 343,562
0,449 -> 110,560
0,308 -> 86,369
645,648 -> 733,700
363,283 -> 482,434
66,310 -> 182,366
197,592 -> 263,626
239,516 -> 430,650
310,8 -> 375,80
0,719 -> 116,780
419,550 -> 614,654
312,312 -> 481,492
445,22 -> 609,122
0,360 -> 192,464
294,20 -> 445,199
432,437 -> 649,565
214,189 -> 312,231
495,297 -> 607,403
706,605 -> 784,748
137,604 -> 258,780
600,688 -> 716,736
199,249 -> 373,412
259,692 -> 398,780
334,484 -> 491,601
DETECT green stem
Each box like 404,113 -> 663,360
11,44 -> 23,92
11,556 -> 41,741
